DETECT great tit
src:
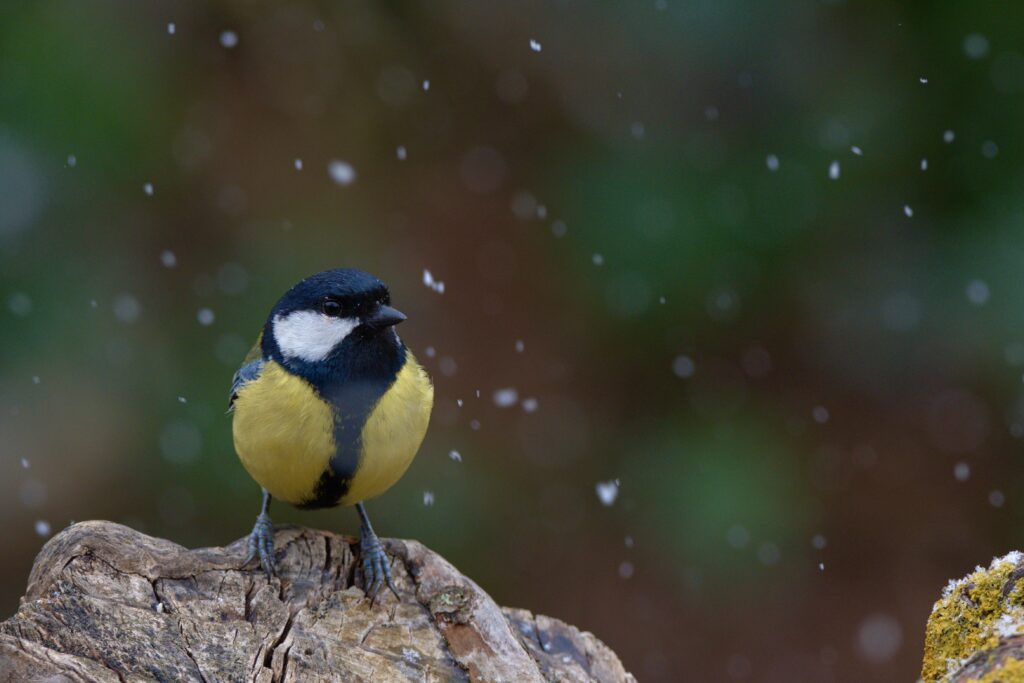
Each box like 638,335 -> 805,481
228,268 -> 433,600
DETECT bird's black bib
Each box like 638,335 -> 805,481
263,328 -> 407,508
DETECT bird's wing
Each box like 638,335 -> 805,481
228,332 -> 265,412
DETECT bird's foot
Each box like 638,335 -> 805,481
359,528 -> 399,606
244,512 -> 275,578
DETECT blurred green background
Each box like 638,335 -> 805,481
2,1 -> 1023,680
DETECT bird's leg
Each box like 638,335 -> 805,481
356,502 -> 399,604
244,489 -> 275,578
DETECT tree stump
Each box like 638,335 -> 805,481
922,551 -> 1024,682
0,521 -> 635,683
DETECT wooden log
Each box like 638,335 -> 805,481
0,521 -> 635,683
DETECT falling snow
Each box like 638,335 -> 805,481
327,160 -> 356,186
113,294 -> 141,324
422,491 -> 435,506
511,192 -> 537,219
143,182 -> 154,196
966,279 -> 990,305
35,520 -> 51,537
964,33 -> 990,59
529,39 -> 542,52
727,525 -> 750,549
856,614 -> 905,663
765,154 -> 779,172
828,161 -> 840,180
422,269 -> 445,294
709,288 -> 740,320
448,450 -> 462,462
758,543 -> 780,565
8,292 -> 32,316
493,387 -> 519,407
197,308 -> 215,326
596,480 -> 620,506
672,355 -> 695,378
219,30 -> 238,48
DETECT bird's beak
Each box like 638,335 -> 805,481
365,304 -> 407,330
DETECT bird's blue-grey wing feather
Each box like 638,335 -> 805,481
228,359 -> 264,411
228,335 -> 265,412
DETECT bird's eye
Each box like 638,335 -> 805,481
321,298 -> 343,317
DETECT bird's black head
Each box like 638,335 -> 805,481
262,269 -> 407,380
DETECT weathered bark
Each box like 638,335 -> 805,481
921,551 -> 1024,682
0,521 -> 635,683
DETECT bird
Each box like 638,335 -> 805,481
228,268 -> 433,601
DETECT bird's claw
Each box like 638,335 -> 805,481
245,512 -> 275,578
359,531 -> 399,606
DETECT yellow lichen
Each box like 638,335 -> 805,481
966,655 -> 1024,682
921,553 -> 1024,682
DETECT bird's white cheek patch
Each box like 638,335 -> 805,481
272,311 -> 358,362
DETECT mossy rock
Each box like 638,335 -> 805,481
922,551 -> 1024,682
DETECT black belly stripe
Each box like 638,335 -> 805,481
296,340 -> 407,509
302,470 -> 348,510
298,383 -> 390,509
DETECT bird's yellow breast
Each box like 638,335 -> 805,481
231,352 -> 433,507
232,361 -> 335,505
